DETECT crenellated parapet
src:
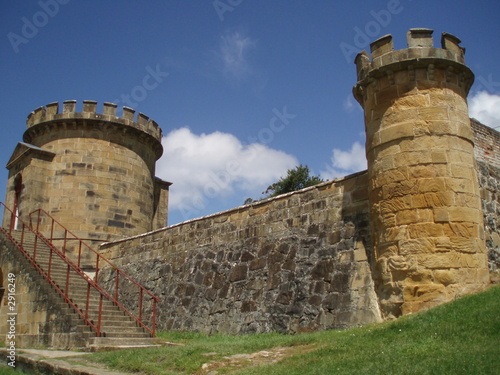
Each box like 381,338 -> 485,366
25,100 -> 163,157
7,99 -> 169,245
354,29 -> 490,319
353,28 -> 474,104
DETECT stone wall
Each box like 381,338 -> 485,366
472,119 -> 500,170
100,172 -> 383,334
477,162 -> 500,274
98,118 -> 498,335
472,120 -> 500,277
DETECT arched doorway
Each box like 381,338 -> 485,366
10,174 -> 23,231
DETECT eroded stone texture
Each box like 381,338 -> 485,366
1,30 -> 498,340
100,173 -> 383,334
353,30 -> 490,318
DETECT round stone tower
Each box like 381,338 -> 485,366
4,100 -> 170,248
353,29 -> 490,318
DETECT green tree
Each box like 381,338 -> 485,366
263,165 -> 323,197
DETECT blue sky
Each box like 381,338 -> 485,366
1,0 -> 499,226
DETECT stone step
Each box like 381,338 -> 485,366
88,337 -> 162,351
58,305 -> 128,317
5,229 -> 155,346
100,333 -> 151,340
85,319 -> 141,328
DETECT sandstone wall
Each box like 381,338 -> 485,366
353,30 -> 490,318
4,101 -> 166,250
100,172 -> 383,334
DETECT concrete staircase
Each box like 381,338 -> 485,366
6,229 -> 160,350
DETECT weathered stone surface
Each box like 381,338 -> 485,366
3,101 -> 170,264
100,174 -> 382,334
355,31 -> 491,319
2,31 -> 499,344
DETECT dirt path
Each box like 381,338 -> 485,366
199,345 -> 315,374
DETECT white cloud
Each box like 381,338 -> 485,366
321,141 -> 367,180
343,95 -> 355,112
469,91 -> 500,129
156,128 -> 297,220
217,31 -> 256,79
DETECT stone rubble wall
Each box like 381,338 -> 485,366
472,120 -> 500,276
100,172 -> 383,334
97,119 -> 499,334
477,162 -> 500,274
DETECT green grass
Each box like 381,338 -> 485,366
0,365 -> 31,375
84,285 -> 500,374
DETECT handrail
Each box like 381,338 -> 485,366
0,202 -> 101,335
28,208 -> 160,337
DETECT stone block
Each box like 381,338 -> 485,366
450,237 -> 484,254
383,226 -> 409,242
375,168 -> 408,186
431,150 -> 449,164
382,180 -> 418,199
407,270 -> 433,284
433,269 -> 458,285
412,192 -> 453,208
444,222 -> 479,238
433,208 -> 450,223
446,178 -> 477,194
403,283 -> 446,302
409,164 -> 446,179
399,238 -> 435,254
408,223 -> 444,238
418,178 -> 447,193
447,207 -> 482,224
434,236 -> 453,252
417,209 -> 434,222
417,107 -> 449,121
395,209 -> 418,226
229,265 -> 248,282
380,195 -> 412,214
378,122 -> 415,146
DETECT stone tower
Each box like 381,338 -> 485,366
3,100 -> 170,248
353,29 -> 490,318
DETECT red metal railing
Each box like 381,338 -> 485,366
0,203 -> 160,337
0,202 -> 102,335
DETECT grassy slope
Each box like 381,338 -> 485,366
0,365 -> 30,375
87,285 -> 500,375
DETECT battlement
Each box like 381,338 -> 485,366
354,28 -> 471,83
26,100 -> 162,143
